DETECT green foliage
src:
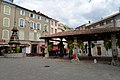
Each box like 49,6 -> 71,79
8,46 -> 13,53
77,40 -> 85,49
48,44 -> 52,51
68,43 -> 74,55
16,45 -> 20,53
7,45 -> 21,53
78,43 -> 84,49
103,38 -> 111,51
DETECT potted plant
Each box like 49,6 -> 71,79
66,39 -> 74,59
4,45 -> 24,58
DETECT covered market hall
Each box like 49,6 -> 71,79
40,27 -> 120,65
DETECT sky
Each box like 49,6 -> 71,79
5,0 -> 120,28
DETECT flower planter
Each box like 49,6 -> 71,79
4,53 -> 25,58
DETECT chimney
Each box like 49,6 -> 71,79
38,11 -> 40,14
33,10 -> 36,13
88,21 -> 91,23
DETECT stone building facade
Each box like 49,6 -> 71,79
0,1 -> 52,55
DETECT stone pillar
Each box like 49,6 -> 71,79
111,33 -> 119,65
45,39 -> 49,58
88,41 -> 92,56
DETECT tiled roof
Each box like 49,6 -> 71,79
2,0 -> 51,19
40,27 -> 120,39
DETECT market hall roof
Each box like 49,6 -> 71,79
40,27 -> 120,40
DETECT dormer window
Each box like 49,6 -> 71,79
29,13 -> 35,18
36,15 -> 41,20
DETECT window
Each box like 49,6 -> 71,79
44,25 -> 48,31
19,18 -> 25,27
106,20 -> 112,24
45,18 -> 49,22
34,23 -> 36,29
29,13 -> 35,18
19,31 -> 24,40
20,10 -> 25,16
55,29 -> 57,33
116,20 -> 120,27
36,23 -> 41,30
3,17 -> 10,27
51,28 -> 53,33
92,26 -> 96,28
2,30 -> 9,40
36,15 -> 41,20
99,22 -> 104,26
29,32 -> 34,41
51,20 -> 53,25
29,21 -> 34,29
55,22 -> 57,26
4,5 -> 11,15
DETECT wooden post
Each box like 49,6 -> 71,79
88,41 -> 92,56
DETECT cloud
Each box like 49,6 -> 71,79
13,0 -> 120,28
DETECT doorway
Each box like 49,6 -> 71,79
97,47 -> 101,55
31,44 -> 37,54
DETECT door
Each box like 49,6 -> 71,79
97,47 -> 101,55
31,44 -> 37,54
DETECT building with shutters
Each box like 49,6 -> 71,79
0,0 -> 52,55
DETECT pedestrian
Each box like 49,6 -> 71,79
41,48 -> 45,57
70,46 -> 80,62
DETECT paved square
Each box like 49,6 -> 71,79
0,57 -> 120,80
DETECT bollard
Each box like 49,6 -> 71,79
94,59 -> 97,63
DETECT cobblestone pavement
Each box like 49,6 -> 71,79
0,57 -> 120,80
